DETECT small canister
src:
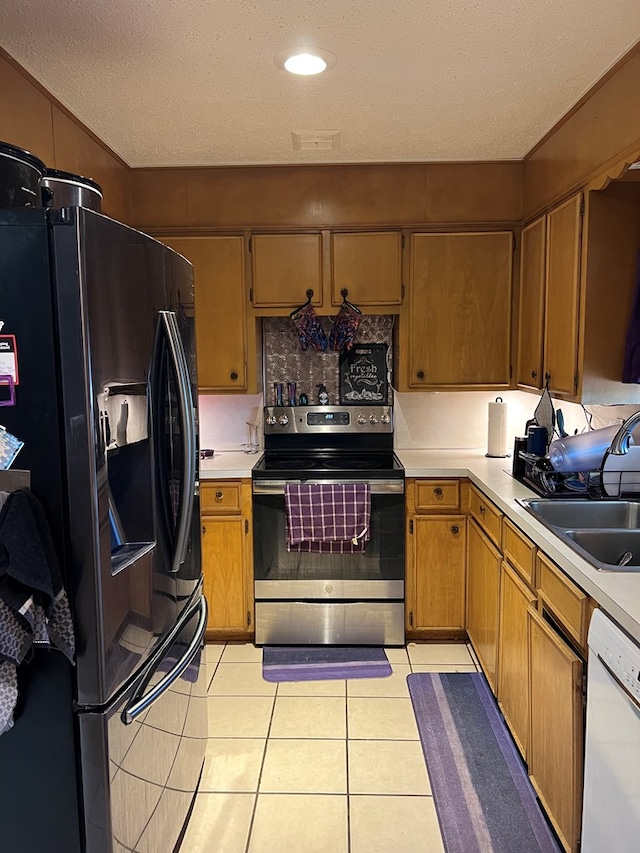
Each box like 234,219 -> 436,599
512,436 -> 528,479
527,425 -> 548,457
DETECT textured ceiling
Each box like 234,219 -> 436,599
1,1 -> 639,167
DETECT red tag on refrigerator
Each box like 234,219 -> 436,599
0,335 -> 19,385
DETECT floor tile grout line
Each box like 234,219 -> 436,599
345,679 -> 351,853
244,663 -> 278,853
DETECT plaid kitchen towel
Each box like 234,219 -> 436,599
285,483 -> 371,552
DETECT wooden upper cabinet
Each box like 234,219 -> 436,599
250,233 -> 323,308
544,193 -> 583,396
516,216 -> 546,390
160,235 -> 247,392
331,231 -> 403,306
408,232 -> 513,388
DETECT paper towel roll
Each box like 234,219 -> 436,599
487,397 -> 508,457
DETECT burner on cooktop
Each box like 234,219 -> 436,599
322,458 -> 376,469
267,457 -> 317,470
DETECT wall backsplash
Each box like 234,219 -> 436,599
198,388 -> 640,456
263,315 -> 395,407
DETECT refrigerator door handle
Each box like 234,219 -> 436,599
158,310 -> 197,573
122,594 -> 207,725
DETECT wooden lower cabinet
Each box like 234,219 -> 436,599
528,606 -> 584,853
466,517 -> 501,691
497,561 -> 536,759
200,481 -> 253,638
409,515 -> 466,635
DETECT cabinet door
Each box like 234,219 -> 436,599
161,236 -> 247,391
201,516 -> 249,634
528,606 -> 584,853
409,232 -> 512,388
411,516 -> 466,632
466,518 -> 501,690
516,216 -> 546,390
544,193 -> 583,396
497,562 -> 536,759
251,233 -> 323,308
331,231 -> 403,306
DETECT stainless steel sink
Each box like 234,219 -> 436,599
564,529 -> 640,572
517,498 -> 640,572
520,499 -> 640,530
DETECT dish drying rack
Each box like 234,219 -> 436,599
599,445 -> 640,498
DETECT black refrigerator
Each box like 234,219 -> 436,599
0,206 -> 206,852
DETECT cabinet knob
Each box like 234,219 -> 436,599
215,490 -> 223,501
230,371 -> 238,381
434,487 -> 443,499
450,525 -> 459,535
479,505 -> 485,515
201,524 -> 206,535
531,370 -> 537,379
416,370 -> 425,381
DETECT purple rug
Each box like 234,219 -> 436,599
407,672 -> 561,853
262,646 -> 392,682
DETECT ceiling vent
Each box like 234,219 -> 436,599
291,130 -> 341,151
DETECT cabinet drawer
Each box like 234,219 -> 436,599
502,519 -> 536,587
200,481 -> 242,514
415,479 -> 461,512
536,551 -> 589,648
469,485 -> 502,548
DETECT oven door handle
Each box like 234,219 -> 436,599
252,479 -> 404,495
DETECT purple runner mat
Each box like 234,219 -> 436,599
262,646 -> 392,682
407,672 -> 561,853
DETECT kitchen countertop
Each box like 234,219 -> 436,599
199,450 -> 259,479
200,447 -> 640,644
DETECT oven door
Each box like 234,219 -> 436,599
252,478 -> 405,645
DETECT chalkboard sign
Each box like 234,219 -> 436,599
339,343 -> 389,405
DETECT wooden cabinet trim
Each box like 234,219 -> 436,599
330,230 -> 403,307
527,605 -> 584,852
469,485 -> 503,548
502,518 -> 536,588
201,481 -> 242,514
497,561 -> 537,759
407,231 -> 513,390
251,232 -> 324,308
543,192 -> 583,397
516,215 -> 546,390
414,479 -> 461,513
536,551 -> 589,648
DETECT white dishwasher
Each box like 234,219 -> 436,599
582,608 -> 640,852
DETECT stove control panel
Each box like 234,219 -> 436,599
264,405 -> 393,434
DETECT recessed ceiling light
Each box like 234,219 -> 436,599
274,47 -> 336,76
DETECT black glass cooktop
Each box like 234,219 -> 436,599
253,450 -> 405,479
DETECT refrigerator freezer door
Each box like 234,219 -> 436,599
52,209 -> 199,705
79,593 -> 207,853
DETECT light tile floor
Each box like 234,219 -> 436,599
180,641 -> 478,853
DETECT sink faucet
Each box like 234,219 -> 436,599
608,411 -> 640,455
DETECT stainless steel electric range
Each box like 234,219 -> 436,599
252,405 -> 405,646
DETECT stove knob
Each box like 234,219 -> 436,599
357,414 -> 367,425
278,414 -> 289,426
380,412 -> 391,424
266,414 -> 277,426
369,413 -> 379,424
